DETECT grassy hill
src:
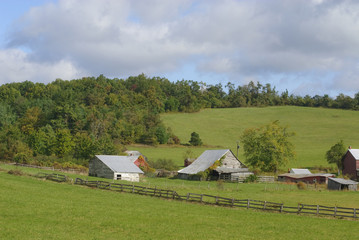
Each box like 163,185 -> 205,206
1,167 -> 358,239
130,106 -> 359,171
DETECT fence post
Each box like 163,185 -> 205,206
264,201 -> 267,210
186,193 -> 190,201
232,198 -> 234,207
216,196 -> 219,205
280,204 -> 283,213
334,206 -> 337,217
132,184 -> 135,193
353,208 -> 357,218
316,205 -> 319,216
200,194 -> 203,203
247,199 -> 250,209
354,208 -> 356,219
297,203 -> 300,214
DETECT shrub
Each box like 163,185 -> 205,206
148,158 -> 177,171
8,169 -> 24,176
297,181 -> 307,190
216,179 -> 224,190
244,174 -> 258,183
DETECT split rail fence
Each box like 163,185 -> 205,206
36,173 -> 358,220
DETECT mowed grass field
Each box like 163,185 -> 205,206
130,106 -> 359,170
1,169 -> 358,240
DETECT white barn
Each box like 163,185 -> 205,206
89,155 -> 144,182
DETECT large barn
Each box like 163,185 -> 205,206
177,149 -> 252,181
342,148 -> 359,181
89,155 -> 144,182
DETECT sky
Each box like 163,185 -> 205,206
1,0 -> 359,97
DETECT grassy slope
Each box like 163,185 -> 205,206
1,171 -> 358,240
150,106 -> 359,170
2,164 -> 358,208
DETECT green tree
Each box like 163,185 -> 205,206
189,132 -> 203,146
240,120 -> 295,173
326,140 -> 346,174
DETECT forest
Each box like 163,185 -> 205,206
0,74 -> 358,168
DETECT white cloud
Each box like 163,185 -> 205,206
0,48 -> 86,84
1,0 -> 359,96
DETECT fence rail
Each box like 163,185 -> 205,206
36,172 -> 68,182
38,173 -> 358,220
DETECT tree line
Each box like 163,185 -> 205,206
0,74 -> 358,167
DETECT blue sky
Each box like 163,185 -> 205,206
1,0 -> 359,97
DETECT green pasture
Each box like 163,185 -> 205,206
1,170 -> 358,240
140,106 -> 359,170
1,163 -> 358,208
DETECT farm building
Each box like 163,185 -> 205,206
125,150 -> 150,171
327,177 -> 358,191
342,148 -> 359,181
278,173 -> 335,184
89,155 -> 144,182
177,149 -> 252,181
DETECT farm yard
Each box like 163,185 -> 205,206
1,164 -> 359,239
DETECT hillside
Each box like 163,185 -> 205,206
130,106 -> 359,170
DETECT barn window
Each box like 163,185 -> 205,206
116,174 -> 122,180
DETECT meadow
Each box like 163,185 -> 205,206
1,168 -> 359,240
129,106 -> 359,171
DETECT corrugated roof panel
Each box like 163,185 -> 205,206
96,155 -> 144,174
178,149 -> 229,174
328,177 -> 358,185
290,168 -> 312,174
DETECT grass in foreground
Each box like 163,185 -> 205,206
0,171 -> 358,240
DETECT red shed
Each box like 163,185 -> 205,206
342,149 -> 359,181
278,173 -> 335,184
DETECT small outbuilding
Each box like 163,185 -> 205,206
342,148 -> 359,181
125,150 -> 150,171
177,149 -> 252,181
327,177 -> 358,191
278,173 -> 334,184
89,155 -> 144,182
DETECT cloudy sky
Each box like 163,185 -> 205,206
1,0 -> 359,97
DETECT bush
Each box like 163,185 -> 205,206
189,132 -> 202,146
244,174 -> 258,183
8,169 -> 24,176
297,181 -> 307,190
148,159 -> 177,171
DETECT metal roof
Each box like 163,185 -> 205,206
95,155 -> 144,174
178,149 -> 230,174
348,149 -> 359,160
290,168 -> 311,174
279,173 -> 335,179
328,177 -> 358,185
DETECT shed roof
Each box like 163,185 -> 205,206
290,168 -> 311,174
348,149 -> 359,160
95,155 -> 144,174
328,177 -> 358,185
178,149 -> 230,175
278,173 -> 334,179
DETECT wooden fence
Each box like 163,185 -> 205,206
37,173 -> 358,220
36,172 -> 68,182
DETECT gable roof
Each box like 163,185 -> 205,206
95,155 -> 144,174
290,168 -> 311,174
348,149 -> 359,160
178,149 -> 232,175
